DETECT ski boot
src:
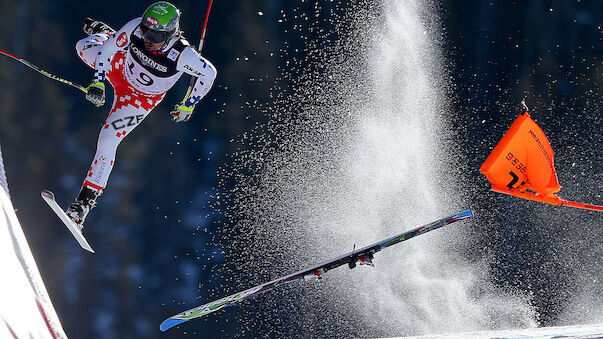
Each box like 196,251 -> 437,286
83,17 -> 115,36
66,186 -> 102,230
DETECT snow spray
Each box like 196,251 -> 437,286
218,0 -> 537,336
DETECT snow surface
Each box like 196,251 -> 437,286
401,323 -> 603,338
0,187 -> 67,338
0,145 -> 8,195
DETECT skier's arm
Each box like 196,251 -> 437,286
170,46 -> 217,122
86,18 -> 141,107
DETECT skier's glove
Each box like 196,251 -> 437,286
170,103 -> 194,123
86,81 -> 105,107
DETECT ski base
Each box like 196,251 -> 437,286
41,189 -> 94,253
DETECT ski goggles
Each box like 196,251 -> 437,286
140,24 -> 173,43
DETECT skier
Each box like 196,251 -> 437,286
67,1 -> 217,228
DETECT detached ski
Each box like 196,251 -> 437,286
41,190 -> 94,253
160,209 -> 473,331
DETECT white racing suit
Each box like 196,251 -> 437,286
75,17 -> 216,192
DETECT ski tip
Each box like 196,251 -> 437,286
160,318 -> 188,332
41,189 -> 55,199
460,209 -> 474,218
447,210 -> 473,222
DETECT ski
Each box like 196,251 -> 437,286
41,190 -> 95,253
160,209 -> 473,331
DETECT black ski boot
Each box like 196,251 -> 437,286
65,186 -> 102,229
83,17 -> 116,36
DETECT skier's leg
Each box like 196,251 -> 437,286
67,102 -> 151,226
84,103 -> 149,191
75,33 -> 111,69
82,18 -> 115,36
75,18 -> 115,68
68,52 -> 165,226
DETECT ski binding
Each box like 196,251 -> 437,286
41,189 -> 95,253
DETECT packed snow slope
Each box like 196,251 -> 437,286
402,322 -> 603,338
0,163 -> 66,338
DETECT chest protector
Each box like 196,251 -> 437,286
124,31 -> 189,94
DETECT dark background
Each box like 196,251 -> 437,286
0,0 -> 601,338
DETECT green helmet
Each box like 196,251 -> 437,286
141,1 -> 180,42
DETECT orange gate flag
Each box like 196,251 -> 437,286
480,109 -> 603,212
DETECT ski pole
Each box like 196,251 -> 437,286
0,49 -> 88,93
179,0 -> 214,103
